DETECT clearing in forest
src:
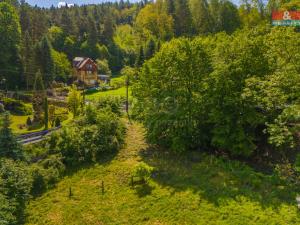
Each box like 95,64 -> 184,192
25,122 -> 300,225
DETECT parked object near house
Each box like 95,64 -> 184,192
98,75 -> 111,85
73,57 -> 98,87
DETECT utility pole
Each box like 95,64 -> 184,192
0,78 -> 6,99
125,75 -> 129,115
82,76 -> 86,108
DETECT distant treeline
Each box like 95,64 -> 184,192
0,0 -> 299,89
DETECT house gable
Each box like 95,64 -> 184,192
72,57 -> 98,87
73,57 -> 97,72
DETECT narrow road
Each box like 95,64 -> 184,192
17,127 -> 61,145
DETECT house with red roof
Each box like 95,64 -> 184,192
73,57 -> 98,87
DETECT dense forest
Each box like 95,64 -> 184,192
1,0 -> 299,89
1,0 -> 300,224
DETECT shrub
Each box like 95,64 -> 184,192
111,76 -> 126,89
95,96 -> 123,116
0,159 -> 32,224
2,98 -> 32,115
26,116 -> 32,126
132,162 -> 154,183
85,88 -> 99,95
30,165 -> 47,195
0,113 -> 24,160
294,154 -> 300,173
48,108 -> 125,167
55,117 -> 61,127
134,29 -> 300,156
0,103 -> 4,113
18,93 -> 33,103
30,155 -> 65,195
274,161 -> 300,185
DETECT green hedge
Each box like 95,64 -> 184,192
48,107 -> 126,167
2,98 -> 32,115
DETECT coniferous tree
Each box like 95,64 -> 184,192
0,112 -> 23,160
19,0 -> 30,33
219,1 -> 241,34
0,2 -> 22,88
21,31 -> 35,90
135,46 -> 145,68
102,14 -> 114,44
174,0 -> 193,36
44,97 -> 49,130
35,36 -> 54,86
60,8 -> 77,36
165,0 -> 175,15
210,0 -> 240,33
145,38 -> 156,60
67,84 -> 82,118
87,16 -> 99,47
30,7 -> 48,42
32,70 -> 45,123
189,0 -> 213,34
108,42 -> 124,73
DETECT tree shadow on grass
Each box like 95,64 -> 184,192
134,183 -> 154,198
65,150 -> 119,177
140,146 -> 299,210
31,150 -> 119,198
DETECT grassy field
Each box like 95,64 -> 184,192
25,122 -> 300,225
86,87 -> 131,101
10,115 -> 43,134
10,112 -> 72,135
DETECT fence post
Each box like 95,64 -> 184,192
101,181 -> 104,195
69,187 -> 72,198
131,176 -> 134,187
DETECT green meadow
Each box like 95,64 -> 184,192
25,122 -> 300,225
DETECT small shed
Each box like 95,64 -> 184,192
98,75 -> 111,84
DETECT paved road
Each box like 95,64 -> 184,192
17,127 -> 61,145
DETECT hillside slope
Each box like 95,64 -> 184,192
25,122 -> 300,225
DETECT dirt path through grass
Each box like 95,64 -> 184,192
25,122 -> 300,225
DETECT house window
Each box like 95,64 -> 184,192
87,64 -> 93,71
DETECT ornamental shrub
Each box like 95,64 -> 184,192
132,162 -> 154,183
48,107 -> 125,167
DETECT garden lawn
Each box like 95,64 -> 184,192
10,111 -> 72,135
86,87 -> 131,101
10,115 -> 43,134
25,122 -> 300,225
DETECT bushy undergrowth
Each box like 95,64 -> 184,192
48,107 -> 125,167
0,97 -> 126,224
133,27 -> 300,157
111,76 -> 126,89
95,96 -> 123,116
2,98 -> 32,115
132,162 -> 154,183
0,159 -> 32,225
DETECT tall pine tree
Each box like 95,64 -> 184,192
174,0 -> 193,36
0,2 -> 22,89
21,31 -> 35,90
135,46 -> 145,68
35,36 -> 54,86
145,38 -> 156,60
189,0 -> 213,34
32,70 -> 45,123
0,112 -> 23,160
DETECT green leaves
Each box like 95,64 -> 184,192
67,85 -> 82,118
0,159 -> 32,225
134,27 -> 300,156
134,38 -> 212,152
0,113 -> 23,160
